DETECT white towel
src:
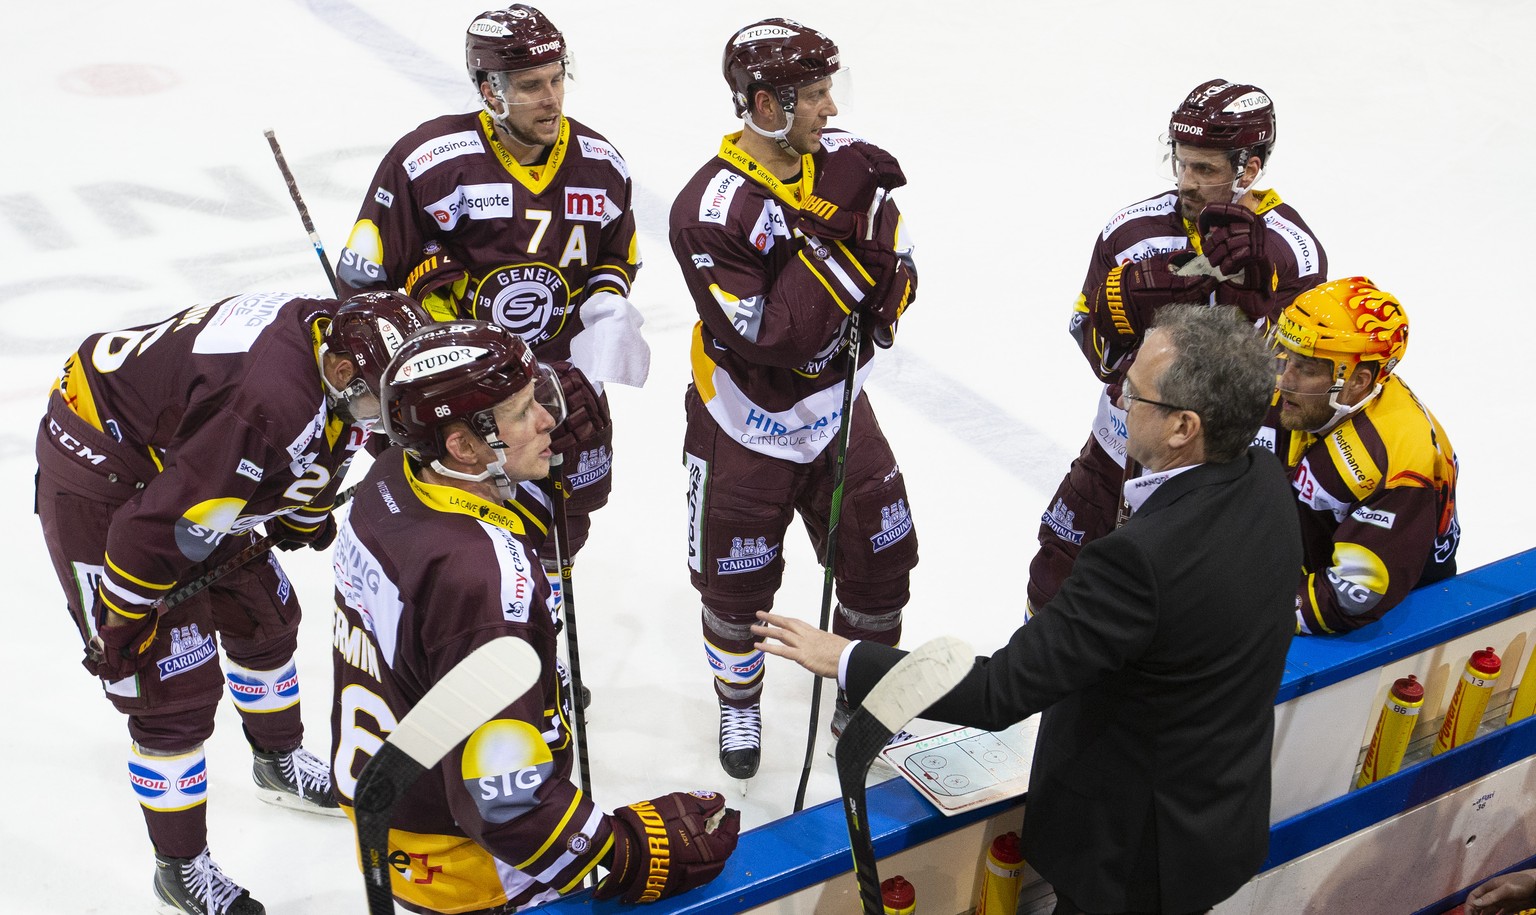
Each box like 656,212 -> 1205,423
566,291 -> 651,390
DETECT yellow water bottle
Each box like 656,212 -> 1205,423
1356,675 -> 1424,787
1433,647 -> 1501,755
975,831 -> 1024,914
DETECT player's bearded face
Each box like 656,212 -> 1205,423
494,62 -> 566,149
1172,144 -> 1240,222
1275,351 -> 1339,431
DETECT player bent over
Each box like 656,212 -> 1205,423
35,291 -> 429,914
1271,278 -> 1459,634
331,321 -> 738,912
670,19 -> 920,779
1029,79 -> 1329,614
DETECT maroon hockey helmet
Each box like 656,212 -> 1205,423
465,4 -> 567,85
381,320 -> 564,458
1168,79 -> 1277,162
328,292 -> 433,395
722,18 -> 841,118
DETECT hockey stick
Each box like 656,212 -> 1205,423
835,636 -> 973,915
548,455 -> 594,804
158,483 -> 359,611
263,128 -> 343,297
793,311 -> 863,813
355,636 -> 541,915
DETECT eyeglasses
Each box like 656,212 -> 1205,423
1121,379 -> 1194,414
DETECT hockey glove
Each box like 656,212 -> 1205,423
548,361 -> 609,455
1089,252 -> 1217,357
402,243 -> 470,321
797,142 -> 907,241
859,249 -> 915,349
82,590 -> 158,681
267,513 -> 338,552
1198,203 -> 1274,294
595,790 -> 741,903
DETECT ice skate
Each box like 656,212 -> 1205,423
252,746 -> 343,816
830,690 -> 916,767
153,847 -> 265,915
718,699 -> 762,781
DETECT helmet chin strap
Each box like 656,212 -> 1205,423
429,423 -> 518,502
319,344 -> 376,425
742,110 -> 798,155
1306,380 -> 1382,435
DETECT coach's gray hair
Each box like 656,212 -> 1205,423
1150,304 -> 1276,463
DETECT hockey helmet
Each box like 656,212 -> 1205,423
1275,277 -> 1409,383
723,18 -> 841,118
1169,79 -> 1276,163
328,291 -> 432,395
381,320 -> 565,459
465,4 -> 567,85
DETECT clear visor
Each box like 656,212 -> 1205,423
531,362 -> 567,426
796,67 -> 853,114
335,376 -> 382,423
1161,143 -> 1243,190
489,57 -> 573,108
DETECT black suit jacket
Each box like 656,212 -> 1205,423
846,447 -> 1300,913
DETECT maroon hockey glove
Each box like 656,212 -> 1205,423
856,249 -> 914,349
1089,252 -> 1217,357
595,790 -> 741,903
548,361 -> 608,455
267,513 -> 338,551
82,592 -> 158,680
797,142 -> 908,241
1198,203 -> 1273,294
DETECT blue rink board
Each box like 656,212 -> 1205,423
532,548 -> 1536,914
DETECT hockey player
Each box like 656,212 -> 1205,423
336,4 -> 648,587
670,18 -> 919,779
332,321 -> 739,912
1029,79 -> 1330,612
1272,277 -> 1459,634
34,290 -> 429,915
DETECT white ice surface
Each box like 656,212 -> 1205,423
2,1 -> 1531,911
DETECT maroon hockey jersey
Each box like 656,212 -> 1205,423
1070,187 -> 1328,381
669,130 -> 916,463
48,292 -> 366,615
339,111 -> 640,362
329,449 -> 605,911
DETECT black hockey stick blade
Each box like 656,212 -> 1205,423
834,636 -> 973,915
355,637 -> 542,915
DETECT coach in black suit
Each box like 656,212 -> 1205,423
756,304 -> 1301,915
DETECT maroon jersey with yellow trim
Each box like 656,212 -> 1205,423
1070,188 -> 1328,381
1275,376 -> 1460,635
669,129 -> 916,463
339,111 -> 640,362
48,292 -> 365,615
330,449 -> 606,911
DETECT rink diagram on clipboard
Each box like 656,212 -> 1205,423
881,716 -> 1040,815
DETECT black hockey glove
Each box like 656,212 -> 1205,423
1198,203 -> 1274,294
797,141 -> 907,241
547,361 -> 609,455
595,791 -> 741,903
267,513 -> 338,552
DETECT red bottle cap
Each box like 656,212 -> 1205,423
1470,647 -> 1501,676
882,875 -> 915,909
1391,674 -> 1424,702
990,831 -> 1023,864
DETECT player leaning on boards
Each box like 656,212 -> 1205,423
34,291 -> 428,915
758,305 -> 1300,915
1270,277 -> 1459,634
1029,79 -> 1328,614
337,4 -> 646,589
331,321 -> 739,912
670,18 -> 919,780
